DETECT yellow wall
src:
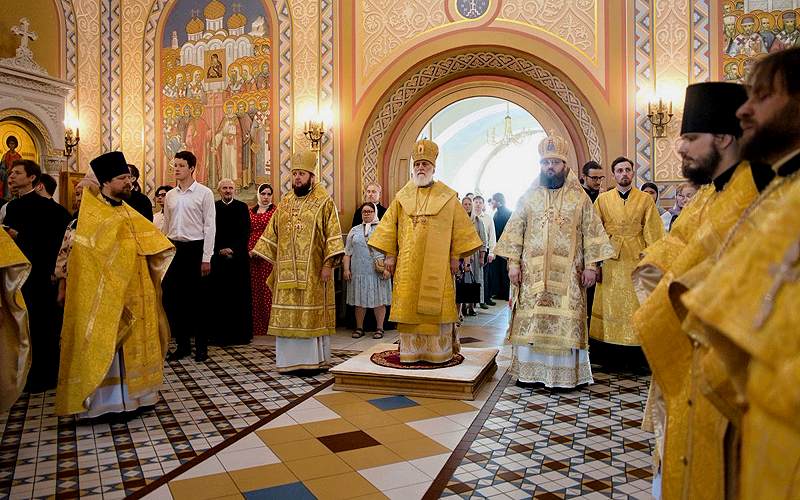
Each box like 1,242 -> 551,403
0,1 -> 62,77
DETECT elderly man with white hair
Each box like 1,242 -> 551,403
352,181 -> 387,226
210,178 -> 253,345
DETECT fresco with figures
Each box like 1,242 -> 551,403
159,0 -> 273,199
722,0 -> 800,83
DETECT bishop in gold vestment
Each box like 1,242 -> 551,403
495,133 -> 613,387
56,152 -> 175,417
632,81 -> 759,500
590,162 -> 664,346
0,228 -> 30,413
368,139 -> 482,363
253,150 -> 344,372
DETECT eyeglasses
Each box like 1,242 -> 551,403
361,209 -> 375,214
587,175 -> 605,181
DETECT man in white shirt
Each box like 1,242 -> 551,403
162,151 -> 216,362
473,195 -> 496,308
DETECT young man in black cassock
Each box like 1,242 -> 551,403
211,179 -> 253,345
4,160 -> 71,392
490,192 -> 512,301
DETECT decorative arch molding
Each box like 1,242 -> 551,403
380,76 -> 585,198
360,50 -> 604,187
0,106 -> 58,156
142,0 -> 293,195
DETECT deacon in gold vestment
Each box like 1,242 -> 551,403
56,152 -> 175,417
681,49 -> 800,500
0,228 -> 30,413
368,139 -> 482,363
590,157 -> 664,347
253,150 -> 344,372
631,82 -> 761,500
495,133 -> 613,387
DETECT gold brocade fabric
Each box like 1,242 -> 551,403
495,170 -> 613,352
0,229 -> 31,412
682,163 -> 800,500
632,162 -> 758,500
590,188 -> 664,345
253,183 -> 344,338
56,192 -> 175,416
368,180 -> 482,333
632,185 -> 714,303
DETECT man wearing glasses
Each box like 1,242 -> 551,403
581,160 -> 604,202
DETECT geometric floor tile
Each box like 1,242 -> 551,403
366,395 -> 420,411
0,344 -> 355,499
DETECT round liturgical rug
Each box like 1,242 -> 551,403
370,349 -> 464,369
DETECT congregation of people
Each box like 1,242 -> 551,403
1,46 -> 798,500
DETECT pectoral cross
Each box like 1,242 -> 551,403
753,237 -> 800,329
11,18 -> 37,51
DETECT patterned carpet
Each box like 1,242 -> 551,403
439,370 -> 654,499
0,344 -> 355,499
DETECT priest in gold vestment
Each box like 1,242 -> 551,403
631,82 -> 762,500
0,228 -> 30,413
590,157 -> 663,348
680,48 -> 800,500
495,133 -> 613,387
368,139 -> 482,363
56,152 -> 175,417
252,150 -> 344,372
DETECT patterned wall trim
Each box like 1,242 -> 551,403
319,0 -> 335,195
360,51 -> 603,186
691,1 -> 710,83
143,0 -> 293,196
100,0 -> 111,151
59,0 -> 78,170
633,0 -> 652,183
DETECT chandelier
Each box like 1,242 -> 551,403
487,104 -> 525,146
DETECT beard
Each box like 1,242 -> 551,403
112,187 -> 132,200
540,169 -> 566,189
293,179 -> 312,196
740,103 -> 800,164
681,145 -> 720,185
413,172 -> 434,187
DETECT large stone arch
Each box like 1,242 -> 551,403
358,49 -> 605,190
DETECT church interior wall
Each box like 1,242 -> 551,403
7,0 -> 798,219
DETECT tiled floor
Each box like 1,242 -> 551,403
1,304 -> 656,499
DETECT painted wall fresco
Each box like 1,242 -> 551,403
721,0 -> 800,82
159,0 -> 273,196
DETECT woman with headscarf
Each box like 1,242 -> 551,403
248,183 -> 277,336
343,202 -> 392,339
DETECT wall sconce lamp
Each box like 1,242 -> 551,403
302,108 -> 333,152
64,116 -> 80,157
647,98 -> 673,138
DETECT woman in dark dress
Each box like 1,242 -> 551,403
248,183 -> 277,336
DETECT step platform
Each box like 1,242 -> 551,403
330,343 -> 498,400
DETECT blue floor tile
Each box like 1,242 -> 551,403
244,481 -> 316,500
367,395 -> 419,411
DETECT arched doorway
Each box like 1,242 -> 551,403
381,78 -> 582,201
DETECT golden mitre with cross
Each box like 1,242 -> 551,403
413,139 -> 439,164
292,149 -> 319,176
538,131 -> 569,162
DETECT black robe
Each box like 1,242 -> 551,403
127,190 -> 154,221
210,199 -> 252,345
4,192 -> 71,392
491,205 -> 512,300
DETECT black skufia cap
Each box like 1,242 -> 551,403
680,82 -> 747,137
90,151 -> 129,184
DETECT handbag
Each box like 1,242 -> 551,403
455,271 -> 481,303
368,246 -> 386,276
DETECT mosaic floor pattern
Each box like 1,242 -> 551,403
0,344 -> 355,499
438,371 -> 654,499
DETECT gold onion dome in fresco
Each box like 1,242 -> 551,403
228,12 -> 247,30
186,16 -> 204,34
203,0 -> 225,20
